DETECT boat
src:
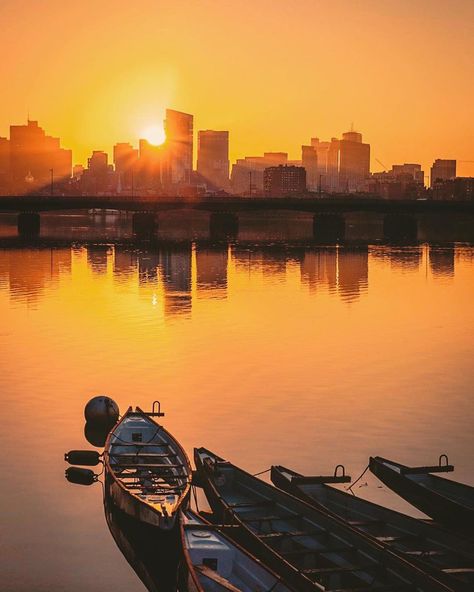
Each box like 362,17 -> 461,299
194,447 -> 452,592
179,509 -> 291,592
370,456 -> 474,536
271,464 -> 474,591
104,403 -> 192,530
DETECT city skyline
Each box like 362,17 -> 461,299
1,0 -> 473,178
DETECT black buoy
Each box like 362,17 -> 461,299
65,467 -> 98,486
84,420 -> 113,448
84,395 -> 119,426
65,450 -> 101,466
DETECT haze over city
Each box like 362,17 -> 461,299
1,0 -> 473,177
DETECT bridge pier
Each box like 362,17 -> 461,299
132,212 -> 158,238
209,212 -> 239,241
18,212 -> 40,237
383,214 -> 418,243
313,214 -> 345,243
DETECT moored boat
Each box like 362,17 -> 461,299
369,456 -> 474,537
104,405 -> 192,530
179,509 -> 292,592
272,464 -> 474,592
195,447 -> 452,592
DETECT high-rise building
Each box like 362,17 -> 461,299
9,120 -> 72,193
197,130 -> 229,190
301,145 -> 318,191
0,137 -> 9,189
339,130 -> 370,192
263,165 -> 306,196
230,153 -> 288,195
311,137 -> 339,192
430,159 -> 456,188
113,142 -> 139,190
164,109 -> 193,186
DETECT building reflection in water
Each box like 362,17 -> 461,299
0,241 -> 469,314
160,245 -> 192,317
87,245 -> 111,274
0,248 -> 71,305
195,244 -> 228,298
370,246 -> 423,273
429,245 -> 455,277
300,247 -> 368,303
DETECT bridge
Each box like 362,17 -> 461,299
1,195 -> 473,243
0,194 -> 473,214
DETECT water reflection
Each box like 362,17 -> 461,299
0,242 -> 469,314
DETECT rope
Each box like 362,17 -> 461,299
253,468 -> 271,477
345,463 -> 370,494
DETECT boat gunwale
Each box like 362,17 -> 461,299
194,447 -> 452,592
370,456 -> 474,514
104,406 -> 192,519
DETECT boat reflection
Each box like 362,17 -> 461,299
104,491 -> 180,592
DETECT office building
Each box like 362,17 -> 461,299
113,142 -> 139,190
9,120 -> 72,193
264,165 -> 306,196
164,109 -> 193,186
430,159 -> 456,188
197,130 -> 229,190
301,145 -> 318,191
338,130 -> 370,192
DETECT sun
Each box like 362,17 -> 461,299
141,124 -> 166,146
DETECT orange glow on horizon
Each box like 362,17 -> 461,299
0,1 -> 473,175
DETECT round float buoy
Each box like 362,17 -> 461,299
84,421 -> 111,448
84,396 -> 119,426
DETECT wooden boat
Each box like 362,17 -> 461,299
370,456 -> 474,536
179,509 -> 292,592
194,447 -> 452,592
104,404 -> 192,530
272,464 -> 474,592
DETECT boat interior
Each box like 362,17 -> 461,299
275,466 -> 474,587
108,411 -> 190,515
182,510 -> 288,592
196,450 -> 419,591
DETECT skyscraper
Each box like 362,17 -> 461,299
338,131 -> 370,192
164,109 -> 193,186
430,159 -> 456,188
301,145 -> 318,191
197,130 -> 229,190
113,142 -> 138,190
311,137 -> 340,192
9,120 -> 72,193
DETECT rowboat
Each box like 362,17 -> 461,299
370,456 -> 474,536
179,509 -> 291,592
194,447 -> 452,592
104,404 -> 192,530
271,464 -> 474,592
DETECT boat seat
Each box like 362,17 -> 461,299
241,513 -> 301,523
195,564 -> 242,592
282,545 -> 356,559
110,453 -> 178,458
112,463 -> 184,469
303,564 -> 376,576
228,500 -> 274,508
110,442 -> 172,447
258,529 -> 323,540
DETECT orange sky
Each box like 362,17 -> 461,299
1,0 -> 473,175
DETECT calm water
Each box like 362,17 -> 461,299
1,212 -> 474,591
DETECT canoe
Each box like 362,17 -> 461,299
104,406 -> 192,530
179,509 -> 291,592
370,456 -> 474,536
194,447 -> 452,592
272,464 -> 474,592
